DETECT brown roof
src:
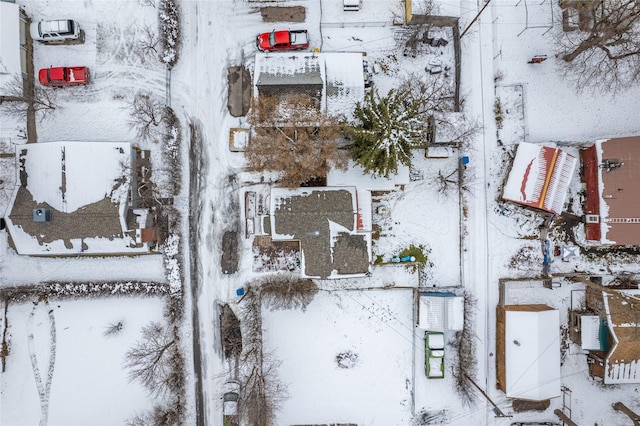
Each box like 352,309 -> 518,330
603,291 -> 640,383
600,136 -> 640,245
9,186 -> 124,248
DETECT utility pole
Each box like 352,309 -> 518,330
465,374 -> 511,417
461,0 -> 492,38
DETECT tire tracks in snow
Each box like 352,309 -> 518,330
26,300 -> 57,426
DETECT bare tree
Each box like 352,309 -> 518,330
450,292 -> 478,407
436,169 -> 458,194
124,321 -> 184,398
398,73 -> 480,147
246,94 -> 348,187
125,91 -> 164,140
103,319 -> 125,337
239,288 -> 287,426
557,0 -> 640,92
126,405 -> 180,426
0,74 -> 58,121
136,24 -> 160,65
258,274 -> 319,311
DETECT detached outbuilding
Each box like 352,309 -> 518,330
496,304 -> 561,401
418,292 -> 464,331
502,142 -> 577,215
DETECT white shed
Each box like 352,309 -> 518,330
418,293 -> 464,331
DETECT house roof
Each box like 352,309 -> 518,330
4,141 -> 150,255
503,305 -> 561,401
584,136 -> 640,245
0,2 -> 21,95
253,52 -> 365,119
502,142 -> 577,215
255,53 -> 323,87
326,160 -> 410,191
603,290 -> 640,384
418,293 -> 464,331
269,187 -> 371,278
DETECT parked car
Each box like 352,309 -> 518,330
30,19 -> 81,43
425,331 -> 445,379
38,66 -> 90,87
257,29 -> 309,52
222,380 -> 240,417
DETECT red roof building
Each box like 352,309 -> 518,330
502,142 -> 577,215
582,136 -> 640,245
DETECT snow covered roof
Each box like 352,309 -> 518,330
502,305 -> 561,401
502,142 -> 577,215
327,160 -> 410,191
255,53 -> 324,88
323,52 -> 365,120
4,141 -> 151,255
583,136 -> 640,245
269,187 -> 371,279
581,315 -> 608,351
418,293 -> 464,331
0,2 -> 22,95
602,290 -> 640,384
254,52 -> 365,118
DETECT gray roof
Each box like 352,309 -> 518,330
256,54 -> 323,87
271,188 -> 369,278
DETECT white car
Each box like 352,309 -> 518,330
222,380 -> 240,416
30,19 -> 81,42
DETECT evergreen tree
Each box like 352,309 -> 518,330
344,88 -> 426,177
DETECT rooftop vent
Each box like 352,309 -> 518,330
33,208 -> 52,222
601,158 -> 624,172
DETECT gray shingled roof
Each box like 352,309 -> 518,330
272,189 -> 369,278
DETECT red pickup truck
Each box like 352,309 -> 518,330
38,66 -> 90,87
257,29 -> 309,52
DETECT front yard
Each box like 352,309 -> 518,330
0,296 -> 167,425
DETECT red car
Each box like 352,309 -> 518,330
256,29 -> 309,52
38,66 -> 90,87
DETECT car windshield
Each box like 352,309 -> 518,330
268,31 -> 276,47
223,392 -> 239,402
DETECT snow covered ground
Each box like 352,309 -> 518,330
0,296 -> 167,425
2,0 -> 640,425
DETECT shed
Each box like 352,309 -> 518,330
418,292 -> 464,331
502,142 -> 577,215
497,304 -> 561,401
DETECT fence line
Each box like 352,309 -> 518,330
165,66 -> 172,107
321,21 -> 397,28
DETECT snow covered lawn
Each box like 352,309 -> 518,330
0,296 -> 166,425
373,153 -> 462,286
262,289 -> 415,425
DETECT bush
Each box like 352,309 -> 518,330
158,0 -> 181,66
399,244 -> 428,267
